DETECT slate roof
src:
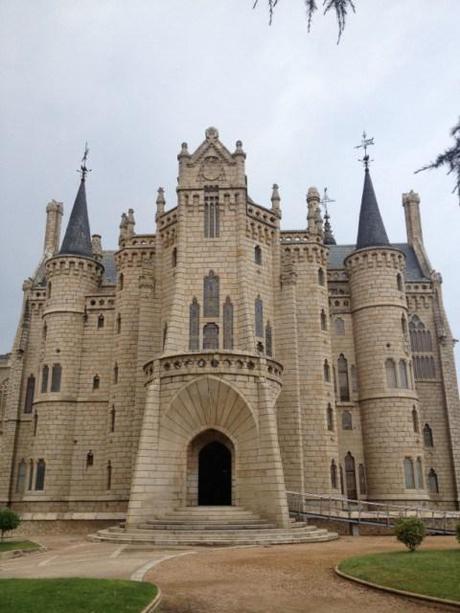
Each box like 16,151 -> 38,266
60,178 -> 93,257
356,168 -> 390,249
328,243 -> 429,281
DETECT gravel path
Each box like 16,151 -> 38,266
148,536 -> 458,613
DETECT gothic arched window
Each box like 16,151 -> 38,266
172,247 -> 177,268
33,412 -> 38,436
35,459 -> 46,491
16,459 -> 26,494
204,188 -> 219,238
396,273 -> 403,292
404,457 -> 415,489
318,268 -> 325,286
415,457 -> 424,489
323,359 -> 331,382
399,359 -> 409,388
412,407 -> 419,433
113,363 -> 119,384
107,461 -> 112,490
255,296 -> 264,337
423,423 -> 434,447
86,450 -> 94,468
254,245 -> 262,265
116,314 -> 121,334
338,354 -> 350,401
358,464 -> 367,495
28,460 -> 34,490
110,406 -> 116,433
203,323 -> 219,350
50,364 -> 62,392
320,310 -> 327,331
118,273 -> 124,291
428,468 -> 439,494
334,318 -> 345,336
223,297 -> 234,350
385,358 -> 397,388
41,365 -> 49,393
189,297 -> 200,351
330,460 -> 338,489
401,315 -> 408,337
345,452 -> 357,499
97,314 -> 104,329
203,271 -> 219,317
24,374 -> 35,414
326,403 -> 334,431
265,321 -> 273,357
342,410 -> 352,430
92,375 -> 100,390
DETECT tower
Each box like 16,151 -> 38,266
345,145 -> 427,503
34,151 -> 104,503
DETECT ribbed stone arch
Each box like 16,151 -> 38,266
163,375 -> 258,442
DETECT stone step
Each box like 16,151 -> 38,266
89,528 -> 338,546
139,522 -> 278,531
107,525 -> 321,537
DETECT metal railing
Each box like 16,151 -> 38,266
287,491 -> 459,535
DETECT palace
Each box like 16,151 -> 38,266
1,127 -> 459,536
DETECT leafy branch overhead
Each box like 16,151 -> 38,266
416,119 -> 460,204
252,0 -> 356,42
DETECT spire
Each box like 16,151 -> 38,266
356,167 -> 389,249
271,183 -> 281,214
354,132 -> 389,249
59,145 -> 93,257
320,188 -> 336,245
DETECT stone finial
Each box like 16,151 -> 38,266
43,199 -> 64,257
306,187 -> 321,234
119,212 -> 128,243
178,142 -> 190,159
126,208 -> 136,238
402,190 -> 420,206
91,234 -> 103,260
156,187 -> 165,218
205,127 -> 219,141
271,183 -> 281,213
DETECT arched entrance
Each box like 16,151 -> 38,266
187,429 -> 234,506
199,441 -> 231,505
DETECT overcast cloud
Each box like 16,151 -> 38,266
0,0 -> 459,372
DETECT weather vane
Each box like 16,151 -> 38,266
77,142 -> 92,180
320,187 -> 335,217
355,131 -> 374,169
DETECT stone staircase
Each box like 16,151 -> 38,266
90,506 -> 338,546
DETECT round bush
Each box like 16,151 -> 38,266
0,508 -> 21,541
394,517 -> 426,551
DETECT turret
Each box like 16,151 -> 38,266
43,200 -> 64,257
36,148 -> 103,500
345,153 -> 427,504
402,190 -> 423,247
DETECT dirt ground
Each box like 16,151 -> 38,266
148,535 -> 459,613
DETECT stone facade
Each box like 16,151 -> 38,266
0,128 -> 459,527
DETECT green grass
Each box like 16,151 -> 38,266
0,578 -> 158,613
339,549 -> 460,602
0,540 -> 40,553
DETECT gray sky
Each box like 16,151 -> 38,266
1,1 -> 459,372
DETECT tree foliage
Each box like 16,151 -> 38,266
0,508 -> 21,541
252,0 -> 356,42
416,119 -> 460,205
394,517 -> 426,552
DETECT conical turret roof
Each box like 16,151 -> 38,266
59,177 -> 93,257
356,167 -> 389,249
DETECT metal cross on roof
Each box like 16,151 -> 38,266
320,187 -> 335,217
77,142 -> 92,180
355,131 -> 375,169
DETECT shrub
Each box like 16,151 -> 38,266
0,508 -> 21,541
394,517 -> 426,551
456,523 -> 460,544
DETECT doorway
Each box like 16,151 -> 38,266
198,440 -> 232,505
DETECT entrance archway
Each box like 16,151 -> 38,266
198,441 -> 231,505
187,429 -> 234,506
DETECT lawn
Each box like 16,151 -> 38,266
0,578 -> 158,613
0,540 -> 40,553
339,549 -> 460,602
